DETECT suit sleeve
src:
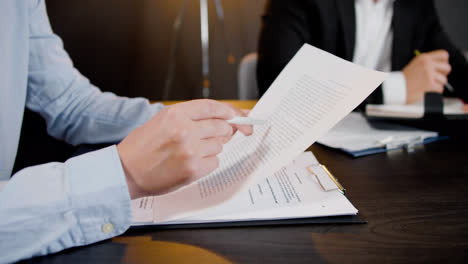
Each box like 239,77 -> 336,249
257,0 -> 316,96
422,1 -> 468,102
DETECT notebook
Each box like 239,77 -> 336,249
366,97 -> 465,118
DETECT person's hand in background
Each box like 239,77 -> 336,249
403,50 -> 452,104
117,99 -> 253,199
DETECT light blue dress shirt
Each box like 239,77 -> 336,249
0,1 -> 164,263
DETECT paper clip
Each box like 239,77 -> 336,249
308,165 -> 346,195
377,136 -> 424,153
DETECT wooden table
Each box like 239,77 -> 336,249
20,101 -> 468,264
156,100 -> 258,110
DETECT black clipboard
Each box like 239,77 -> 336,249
130,164 -> 365,230
130,215 -> 366,230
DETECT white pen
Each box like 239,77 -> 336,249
445,82 -> 455,93
227,117 -> 268,126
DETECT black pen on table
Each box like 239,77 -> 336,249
414,49 -> 454,92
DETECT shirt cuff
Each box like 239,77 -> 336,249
65,145 -> 132,244
382,71 -> 407,105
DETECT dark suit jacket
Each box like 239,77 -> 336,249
257,0 -> 468,105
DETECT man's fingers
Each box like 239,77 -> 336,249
430,73 -> 446,93
194,119 -> 233,139
219,135 -> 233,144
463,104 -> 468,114
241,109 -> 251,115
232,124 -> 253,136
422,73 -> 447,93
180,99 -> 236,121
425,49 -> 450,62
433,61 -> 452,75
236,109 -> 254,136
223,103 -> 253,136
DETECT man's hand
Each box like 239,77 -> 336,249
117,99 -> 253,199
403,50 -> 452,104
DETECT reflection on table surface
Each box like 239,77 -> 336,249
112,236 -> 232,264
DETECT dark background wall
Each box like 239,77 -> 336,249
43,0 -> 467,101
43,0 -> 468,101
435,0 -> 468,51
45,0 -> 265,100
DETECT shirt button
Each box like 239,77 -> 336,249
102,223 -> 114,234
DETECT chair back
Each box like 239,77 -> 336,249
238,53 -> 259,100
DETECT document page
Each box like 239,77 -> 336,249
132,152 -> 357,225
152,44 -> 387,222
131,196 -> 154,223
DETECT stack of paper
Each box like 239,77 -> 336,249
132,152 -> 357,226
131,44 -> 387,226
317,112 -> 441,157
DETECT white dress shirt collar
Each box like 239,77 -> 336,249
353,0 -> 407,104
